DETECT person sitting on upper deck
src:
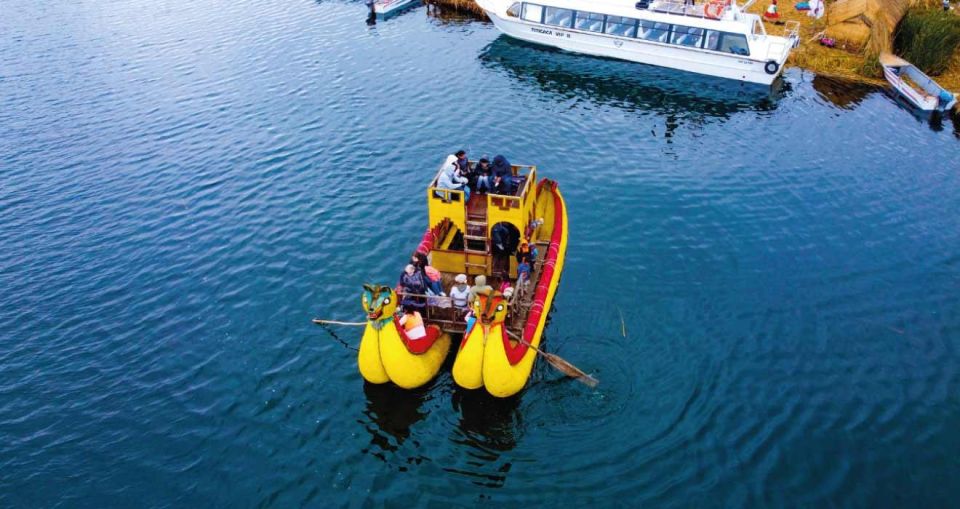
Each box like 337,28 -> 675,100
455,150 -> 470,174
437,154 -> 470,202
473,158 -> 492,194
491,155 -> 514,195
399,306 -> 427,340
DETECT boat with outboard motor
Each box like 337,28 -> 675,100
880,53 -> 957,113
352,157 -> 568,397
474,0 -> 799,85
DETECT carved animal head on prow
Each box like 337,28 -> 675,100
473,289 -> 508,327
361,284 -> 397,321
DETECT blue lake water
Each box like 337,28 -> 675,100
2,0 -> 960,506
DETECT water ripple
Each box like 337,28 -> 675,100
2,0 -> 960,506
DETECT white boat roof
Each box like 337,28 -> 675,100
523,0 -> 756,32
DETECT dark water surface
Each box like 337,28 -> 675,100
3,0 -> 960,506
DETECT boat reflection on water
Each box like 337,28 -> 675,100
811,74 -> 875,110
360,382 -> 431,465
445,388 -> 522,488
885,87 -> 951,133
952,108 -> 960,140
425,1 -> 488,24
479,37 -> 788,118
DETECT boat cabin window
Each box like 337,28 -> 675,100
703,30 -> 721,51
670,25 -> 704,47
638,21 -> 671,43
521,3 -> 543,23
518,4 -> 755,57
543,6 -> 574,28
718,32 -> 749,55
604,15 -> 638,37
507,2 -> 521,17
574,11 -> 605,33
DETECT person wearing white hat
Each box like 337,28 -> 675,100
449,273 -> 470,310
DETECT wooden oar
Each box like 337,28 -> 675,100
312,318 -> 599,389
506,330 -> 598,388
312,319 -> 366,326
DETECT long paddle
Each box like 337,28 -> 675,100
504,329 -> 598,388
312,318 -> 366,326
312,318 -> 599,389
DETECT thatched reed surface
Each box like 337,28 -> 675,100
826,0 -> 917,55
425,0 -> 485,16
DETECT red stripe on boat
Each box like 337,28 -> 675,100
392,317 -> 442,354
506,179 -> 563,365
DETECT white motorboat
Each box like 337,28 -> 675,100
880,53 -> 957,113
474,0 -> 800,85
369,0 -> 420,17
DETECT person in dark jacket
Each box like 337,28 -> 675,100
455,150 -> 469,174
473,158 -> 492,193
491,223 -> 510,254
399,264 -> 427,310
491,155 -> 513,195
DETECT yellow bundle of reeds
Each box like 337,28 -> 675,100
826,0 -> 917,55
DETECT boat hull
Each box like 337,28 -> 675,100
482,324 -> 535,398
481,9 -> 786,85
451,178 -> 568,397
359,322 -> 392,384
452,321 -> 489,390
372,0 -> 419,16
359,321 -> 450,389
883,64 -> 957,112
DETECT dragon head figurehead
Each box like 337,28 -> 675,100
473,289 -> 508,331
362,284 -> 397,325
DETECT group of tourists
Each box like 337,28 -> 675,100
436,150 -> 516,201
395,241 -> 540,341
395,257 -> 505,340
392,149 -> 537,340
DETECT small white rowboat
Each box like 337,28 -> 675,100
369,0 -> 419,16
880,53 -> 957,112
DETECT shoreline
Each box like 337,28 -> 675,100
427,0 -> 959,106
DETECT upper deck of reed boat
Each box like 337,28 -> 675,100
403,159 -> 565,338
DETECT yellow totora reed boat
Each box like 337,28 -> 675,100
357,158 -> 567,397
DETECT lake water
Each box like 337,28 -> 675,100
2,0 -> 960,506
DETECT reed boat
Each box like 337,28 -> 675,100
474,0 -> 800,85
880,53 -> 957,113
356,158 -> 568,397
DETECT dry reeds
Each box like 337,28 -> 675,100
827,0 -> 915,55
424,0 -> 485,16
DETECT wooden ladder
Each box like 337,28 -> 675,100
464,219 -> 489,274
